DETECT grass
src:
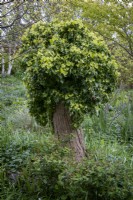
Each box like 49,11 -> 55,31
0,75 -> 133,199
83,89 -> 133,142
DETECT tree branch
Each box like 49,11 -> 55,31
0,0 -> 14,5
0,1 -> 25,18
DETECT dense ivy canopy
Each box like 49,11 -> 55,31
20,20 -> 118,126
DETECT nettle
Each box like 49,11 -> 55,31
20,20 -> 118,161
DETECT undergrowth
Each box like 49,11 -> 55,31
0,76 -> 133,200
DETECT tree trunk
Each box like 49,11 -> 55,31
1,47 -> 5,77
7,46 -> 12,75
2,56 -> 5,76
53,103 -> 85,162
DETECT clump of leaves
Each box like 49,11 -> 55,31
19,20 -> 118,127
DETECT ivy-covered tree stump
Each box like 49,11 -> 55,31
20,20 -> 118,161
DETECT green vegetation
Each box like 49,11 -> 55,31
74,0 -> 133,88
19,20 -> 118,127
0,76 -> 132,200
19,20 -> 119,161
84,90 -> 133,142
1,1 -> 133,199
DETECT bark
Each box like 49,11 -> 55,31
53,103 -> 85,162
2,56 -> 5,76
1,47 -> 5,77
7,46 -> 13,75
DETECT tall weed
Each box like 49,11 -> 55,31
83,89 -> 133,143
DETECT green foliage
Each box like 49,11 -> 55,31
77,0 -> 133,56
74,0 -> 133,88
20,20 -> 118,127
0,77 -> 132,200
0,76 -> 26,125
0,128 -> 132,200
0,76 -> 47,133
113,47 -> 133,88
83,90 -> 133,142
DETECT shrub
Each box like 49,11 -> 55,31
0,128 -> 132,200
1,134 -> 131,200
10,152 -> 132,200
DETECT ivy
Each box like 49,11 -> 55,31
20,20 -> 118,127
